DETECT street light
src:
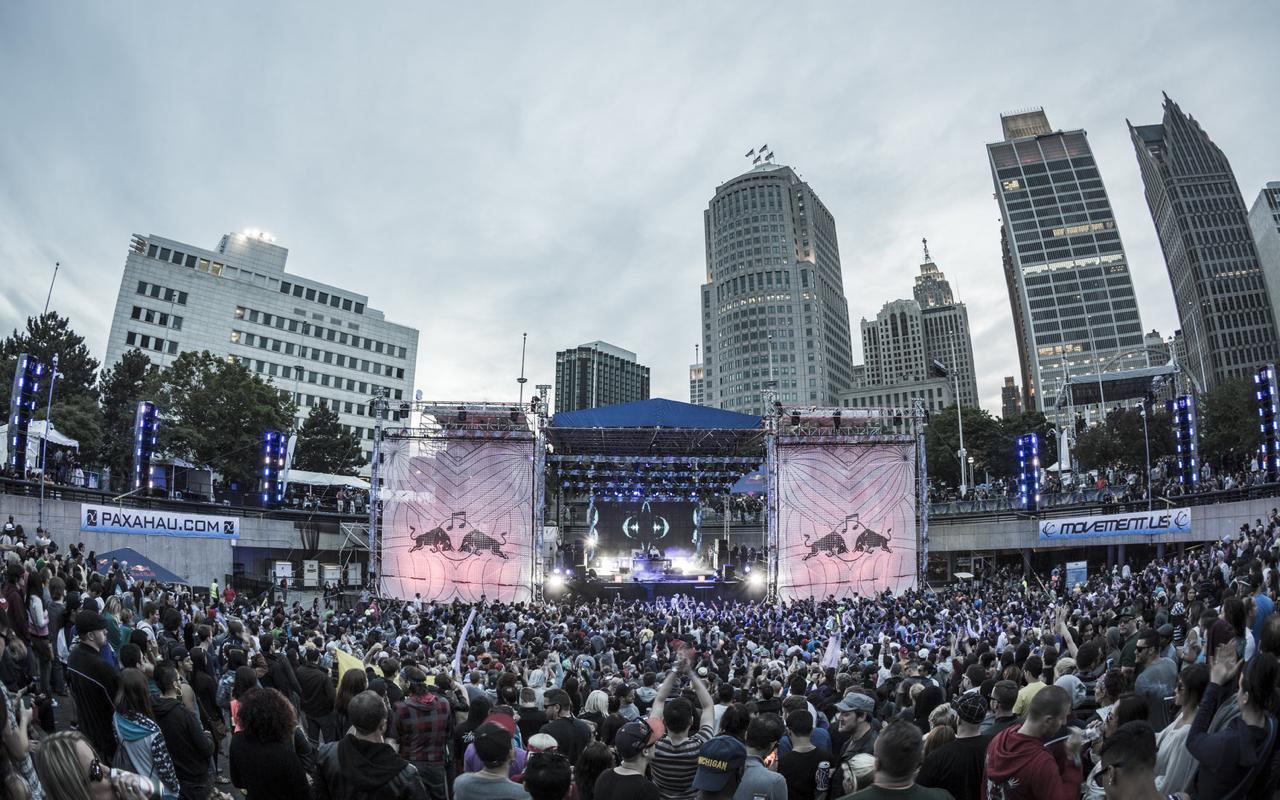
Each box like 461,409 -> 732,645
931,359 -> 966,496
37,354 -> 60,531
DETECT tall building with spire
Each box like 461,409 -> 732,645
987,108 -> 1147,416
913,241 -> 979,408
1130,96 -> 1280,390
700,152 -> 855,413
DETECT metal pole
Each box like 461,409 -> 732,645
367,389 -> 384,594
42,263 -> 59,316
954,370 -> 966,496
1142,400 -> 1152,511
37,354 -> 59,531
518,332 -> 528,405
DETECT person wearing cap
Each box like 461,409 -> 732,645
916,692 -> 989,800
452,721 -> 531,800
66,608 -> 121,763
464,711 -> 528,777
315,689 -> 426,800
688,735 -> 747,799
595,717 -> 661,799
393,666 -> 452,800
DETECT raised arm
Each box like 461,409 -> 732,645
689,669 -> 715,731
648,668 -> 680,721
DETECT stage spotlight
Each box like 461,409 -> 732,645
747,571 -> 765,588
546,574 -> 566,593
742,563 -> 752,574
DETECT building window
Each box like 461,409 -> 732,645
126,332 -> 137,345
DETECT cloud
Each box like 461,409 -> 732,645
1,1 -> 1277,414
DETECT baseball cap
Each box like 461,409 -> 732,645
834,691 -> 875,714
691,736 -> 748,792
956,692 -> 988,725
614,717 -> 665,760
483,712 -> 517,736
75,610 -> 108,635
471,722 -> 512,766
526,733 -> 559,753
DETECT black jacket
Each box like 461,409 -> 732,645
298,662 -> 336,718
315,736 -> 426,800
263,651 -> 302,699
67,642 -> 120,761
153,696 -> 214,783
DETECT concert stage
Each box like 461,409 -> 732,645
561,575 -> 761,602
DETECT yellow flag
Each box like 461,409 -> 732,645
335,648 -> 364,682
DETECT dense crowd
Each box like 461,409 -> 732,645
0,507 -> 1276,800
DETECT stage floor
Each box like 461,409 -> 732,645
566,577 -> 759,601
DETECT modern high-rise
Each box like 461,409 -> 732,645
913,247 -> 979,408
1001,376 -> 1023,419
689,361 -> 706,406
1249,182 -> 1280,331
554,341 -> 649,414
1130,96 -> 1280,390
988,108 -> 1147,416
700,158 -> 855,414
104,231 -> 419,466
843,298 -> 954,412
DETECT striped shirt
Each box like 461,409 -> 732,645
649,724 -> 714,800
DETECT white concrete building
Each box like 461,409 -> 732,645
1250,182 -> 1280,332
104,231 -> 419,466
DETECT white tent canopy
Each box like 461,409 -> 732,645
0,420 -> 79,466
285,469 -> 369,490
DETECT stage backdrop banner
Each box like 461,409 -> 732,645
1038,508 -> 1191,542
776,443 -> 917,600
80,503 -> 240,539
380,436 -> 534,603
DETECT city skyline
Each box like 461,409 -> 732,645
2,4 -> 1277,411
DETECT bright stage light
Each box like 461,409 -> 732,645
547,574 -> 565,591
747,571 -> 765,588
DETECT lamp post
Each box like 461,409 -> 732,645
37,354 -> 60,531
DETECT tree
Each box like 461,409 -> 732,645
1074,404 -> 1174,473
156,351 -> 296,489
98,350 -> 160,490
0,312 -> 100,406
292,403 -> 367,475
1200,377 -> 1259,472
989,411 -> 1057,479
924,405 -> 1000,489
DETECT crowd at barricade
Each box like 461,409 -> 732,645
0,506 -> 1277,799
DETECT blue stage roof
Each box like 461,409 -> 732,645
550,398 -> 761,430
94,547 -> 189,585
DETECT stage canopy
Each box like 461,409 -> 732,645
1054,364 -> 1177,408
286,469 -> 370,490
94,547 -> 189,585
546,399 -> 765,500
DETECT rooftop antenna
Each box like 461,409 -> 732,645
517,332 -> 528,405
922,238 -> 931,263
43,262 -> 60,315
695,343 -> 700,363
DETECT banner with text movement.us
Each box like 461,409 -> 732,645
80,504 -> 240,538
379,437 -> 535,603
776,442 -> 917,601
1038,509 -> 1192,542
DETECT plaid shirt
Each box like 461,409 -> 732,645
393,691 -> 453,765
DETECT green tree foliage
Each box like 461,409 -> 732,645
97,350 -> 161,490
155,351 -> 296,489
292,403 -> 367,475
0,312 -> 103,463
1199,378 -> 1259,472
1073,405 -> 1175,473
926,406 -> 1058,487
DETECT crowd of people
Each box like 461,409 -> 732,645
0,505 -> 1276,799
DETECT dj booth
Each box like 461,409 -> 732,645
631,553 -> 672,580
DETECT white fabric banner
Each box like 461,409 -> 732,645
80,503 -> 240,539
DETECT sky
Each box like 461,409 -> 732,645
2,2 -> 1278,412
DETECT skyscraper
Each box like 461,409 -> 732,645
554,341 -> 650,413
104,231 -> 419,467
1249,182 -> 1280,332
844,298 -> 955,413
1130,96 -> 1280,390
988,108 -> 1147,416
1001,376 -> 1023,419
913,244 -> 979,408
700,157 -> 855,414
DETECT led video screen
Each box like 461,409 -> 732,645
587,500 -> 699,556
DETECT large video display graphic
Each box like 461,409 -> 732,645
588,501 -> 699,555
380,437 -> 534,603
776,443 -> 917,600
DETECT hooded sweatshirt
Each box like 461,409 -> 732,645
316,735 -> 422,800
982,725 -> 1082,800
153,696 -> 214,784
114,711 -> 180,796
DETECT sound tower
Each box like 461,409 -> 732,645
1016,433 -> 1041,512
132,401 -> 160,492
1255,364 -> 1279,481
1169,395 -> 1199,487
6,354 -> 44,476
259,430 -> 288,507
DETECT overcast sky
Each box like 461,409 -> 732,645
2,2 -> 1277,411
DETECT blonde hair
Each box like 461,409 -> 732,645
923,724 -> 956,757
583,689 -> 609,717
33,731 -> 93,800
104,595 -> 122,615
928,703 -> 957,730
